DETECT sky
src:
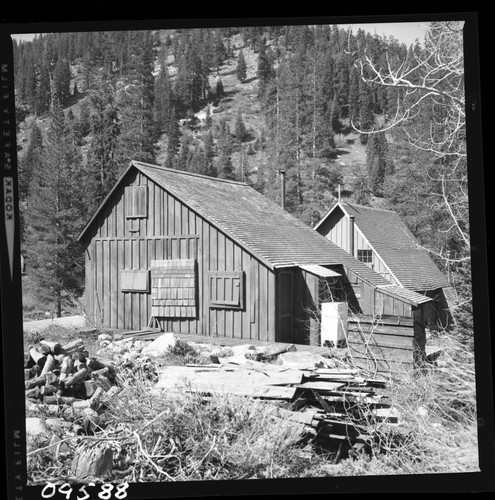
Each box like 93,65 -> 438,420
344,22 -> 430,46
10,20 -> 431,47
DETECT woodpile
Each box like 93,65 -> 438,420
24,338 -> 119,428
25,332 -> 404,480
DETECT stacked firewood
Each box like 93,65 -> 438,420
24,338 -> 120,431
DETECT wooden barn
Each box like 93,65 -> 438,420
77,161 -> 434,361
314,200 -> 456,329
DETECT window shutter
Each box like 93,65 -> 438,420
209,271 -> 244,309
150,259 -> 197,318
125,186 -> 148,218
120,270 -> 150,292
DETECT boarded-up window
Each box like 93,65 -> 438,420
150,259 -> 196,318
120,270 -> 150,292
209,271 -> 244,309
125,186 -> 148,218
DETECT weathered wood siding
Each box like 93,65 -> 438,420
317,208 -> 398,285
83,170 -> 275,340
346,313 -> 424,370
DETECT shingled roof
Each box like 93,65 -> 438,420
77,162 -> 431,306
323,201 -> 450,292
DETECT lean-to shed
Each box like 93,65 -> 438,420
77,161 -> 432,348
314,201 -> 455,329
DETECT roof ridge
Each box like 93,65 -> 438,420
133,160 -> 248,186
344,201 -> 396,213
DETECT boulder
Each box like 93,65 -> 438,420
26,417 -> 53,451
141,333 -> 180,357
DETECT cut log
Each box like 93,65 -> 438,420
64,367 -> 89,387
40,354 -> 56,377
25,387 -> 41,399
40,384 -> 58,396
80,380 -> 98,399
25,376 -> 47,390
60,339 -> 85,355
40,340 -> 62,355
71,441 -> 113,479
73,387 -> 106,412
29,347 -> 46,367
87,357 -> 107,372
44,372 -> 59,386
43,395 -> 78,405
59,356 -> 74,380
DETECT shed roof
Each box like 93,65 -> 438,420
77,162 -> 430,305
317,201 -> 450,292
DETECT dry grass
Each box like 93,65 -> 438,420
25,327 -> 479,483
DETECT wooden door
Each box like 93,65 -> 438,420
277,270 -> 294,343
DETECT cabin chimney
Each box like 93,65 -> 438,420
349,215 -> 355,257
279,169 -> 286,210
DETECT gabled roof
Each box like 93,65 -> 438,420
77,162 -> 430,306
316,201 -> 450,292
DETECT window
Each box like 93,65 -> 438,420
357,250 -> 372,264
120,270 -> 150,292
150,259 -> 197,318
209,271 -> 244,309
125,186 -> 148,218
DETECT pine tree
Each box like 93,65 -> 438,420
257,39 -> 275,99
216,121 -> 235,179
234,110 -> 248,143
53,58 -> 72,105
236,49 -> 247,83
19,122 -> 43,202
165,107 -> 181,169
85,75 -> 121,213
115,31 -> 157,164
153,61 -> 174,137
366,132 -> 392,196
202,130 -> 216,177
25,100 -> 86,316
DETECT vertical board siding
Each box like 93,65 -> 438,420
84,171 -> 276,340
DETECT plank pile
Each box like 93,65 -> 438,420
155,351 -> 401,453
24,338 -> 120,431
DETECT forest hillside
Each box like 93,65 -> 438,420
12,23 -> 471,342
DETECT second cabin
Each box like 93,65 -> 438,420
77,161 -> 433,360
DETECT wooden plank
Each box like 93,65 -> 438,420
294,381 -> 347,391
347,323 -> 414,337
347,331 -> 414,349
259,264 -> 268,341
350,315 -> 414,327
156,366 -> 297,400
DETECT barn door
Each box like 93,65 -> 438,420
277,270 -> 294,343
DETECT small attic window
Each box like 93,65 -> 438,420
125,186 -> 148,218
357,250 -> 372,264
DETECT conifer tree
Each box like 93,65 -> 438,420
165,107 -> 181,169
216,121 -> 235,179
257,39 -> 275,99
25,100 -> 86,316
153,61 -> 174,137
115,31 -> 157,164
366,131 -> 392,196
234,110 -> 248,143
19,122 -> 43,203
236,49 -> 247,83
85,75 -> 121,213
